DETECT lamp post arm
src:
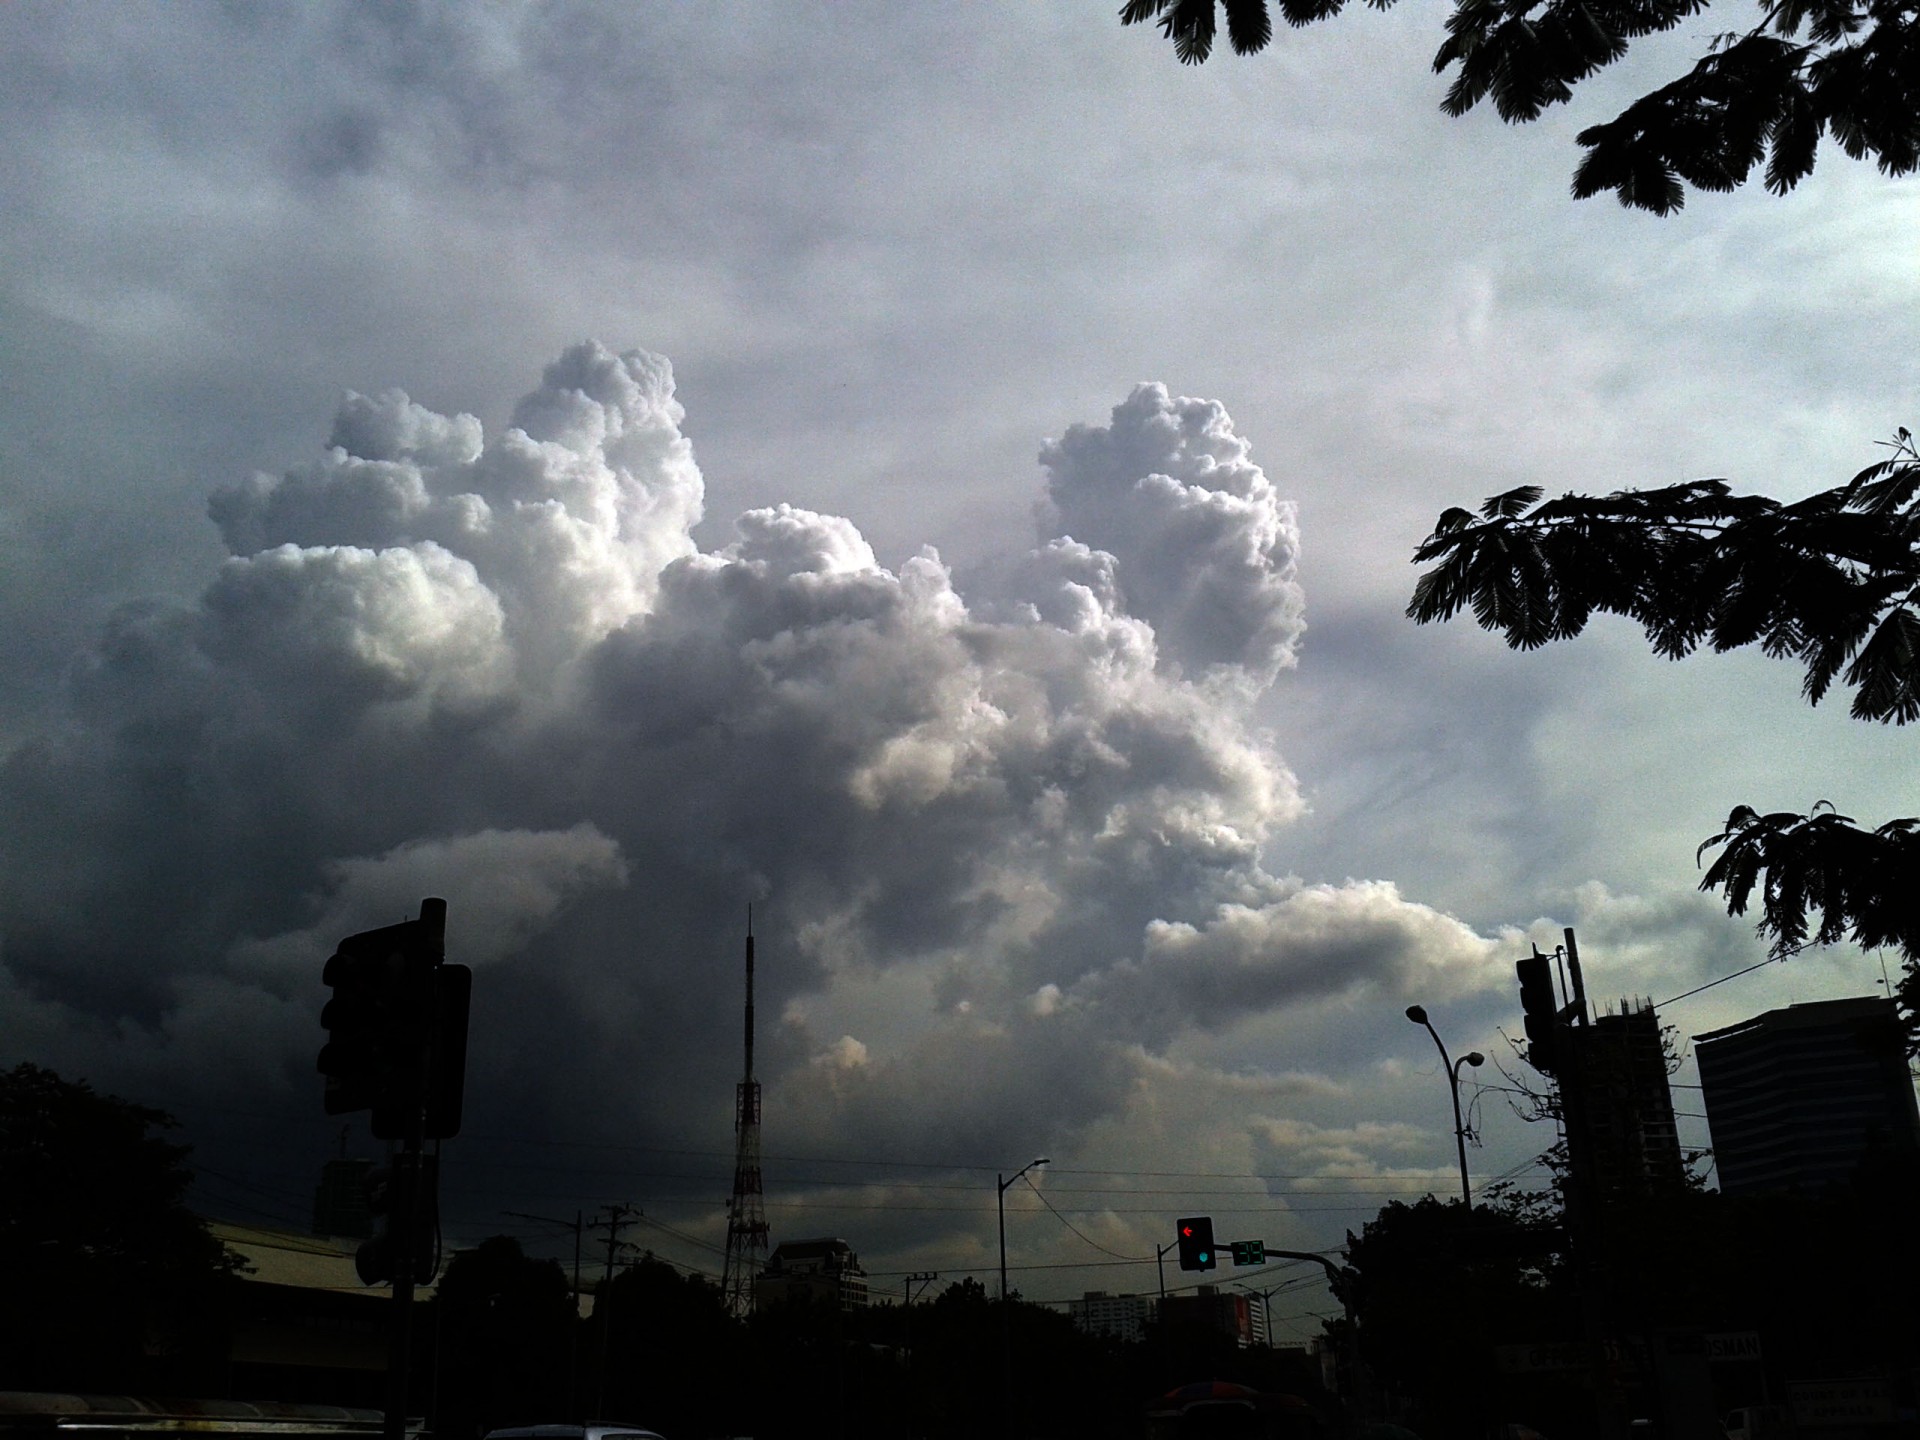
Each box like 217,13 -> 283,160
1418,1017 -> 1474,1210
1447,1054 -> 1474,1210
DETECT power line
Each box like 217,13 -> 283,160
1653,955 -> 1785,1008
1019,1172 -> 1146,1262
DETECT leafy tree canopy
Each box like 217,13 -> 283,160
1126,1 -> 1918,1034
0,1063 -> 241,1390
434,1237 -> 576,1437
1407,432 -> 1920,1038
1120,0 -> 1920,212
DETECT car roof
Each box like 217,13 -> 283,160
483,1427 -> 662,1440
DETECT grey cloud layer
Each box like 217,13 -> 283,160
0,342 -> 1507,1170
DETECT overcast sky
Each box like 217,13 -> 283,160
3,2 -> 1916,1333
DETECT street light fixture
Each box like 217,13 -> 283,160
997,1156 -> 1049,1301
998,1156 -> 1048,1438
1405,1005 -> 1483,1208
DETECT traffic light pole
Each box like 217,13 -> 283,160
382,1132 -> 423,1440
319,896 -> 463,1440
382,897 -> 444,1440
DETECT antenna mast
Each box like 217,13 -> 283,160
721,908 -> 769,1317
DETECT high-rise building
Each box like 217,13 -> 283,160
1069,1290 -> 1153,1343
1566,998 -> 1686,1199
1694,995 -> 1920,1195
1159,1285 -> 1256,1348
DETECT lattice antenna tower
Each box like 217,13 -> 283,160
721,908 -> 769,1317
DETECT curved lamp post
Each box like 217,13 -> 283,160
1405,1005 -> 1483,1208
997,1156 -> 1049,1301
998,1157 -> 1048,1437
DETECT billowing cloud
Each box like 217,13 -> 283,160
0,341 -> 1506,1221
1036,383 -> 1305,684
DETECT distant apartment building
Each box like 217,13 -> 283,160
1566,999 -> 1686,1199
1694,995 -> 1920,1195
1244,1290 -> 1271,1348
1069,1290 -> 1154,1343
1159,1285 -> 1256,1348
754,1237 -> 870,1311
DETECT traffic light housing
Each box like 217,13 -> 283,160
318,919 -> 421,1119
319,900 -> 467,1140
1176,1216 -> 1216,1271
1516,952 -> 1560,1073
354,1157 -> 440,1287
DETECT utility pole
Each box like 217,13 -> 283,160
901,1271 -> 938,1354
901,1271 -> 937,1439
590,1203 -> 637,1418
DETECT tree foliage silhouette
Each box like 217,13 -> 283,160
0,1063 -> 242,1391
1407,430 -> 1920,1036
1124,3 -> 1919,1032
1119,0 -> 1920,212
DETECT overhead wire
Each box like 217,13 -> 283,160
1018,1171 -> 1148,1262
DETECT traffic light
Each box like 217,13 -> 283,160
355,1157 -> 440,1288
1516,951 -> 1560,1073
1230,1239 -> 1266,1266
1176,1216 -> 1216,1271
318,919 -> 420,1118
318,900 -> 459,1140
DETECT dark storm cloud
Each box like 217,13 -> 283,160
0,343 -> 1508,1182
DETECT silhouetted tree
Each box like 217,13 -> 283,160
598,1256 -> 740,1436
432,1236 -> 577,1440
1130,0 -> 1919,1032
1340,1196 -> 1577,1434
1120,0 -> 1920,213
0,1063 -> 242,1392
1408,433 -> 1920,1042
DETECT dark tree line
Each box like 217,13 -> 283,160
0,1063 -> 243,1394
1340,1142 -> 1919,1434
427,1250 -> 1331,1440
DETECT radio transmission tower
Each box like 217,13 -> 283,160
721,911 -> 768,1317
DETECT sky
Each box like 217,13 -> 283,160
3,2 -> 1917,1339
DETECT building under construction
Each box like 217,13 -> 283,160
1565,998 -> 1686,1199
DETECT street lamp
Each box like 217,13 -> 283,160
997,1157 -> 1049,1300
998,1157 -> 1047,1438
1405,1005 -> 1483,1208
